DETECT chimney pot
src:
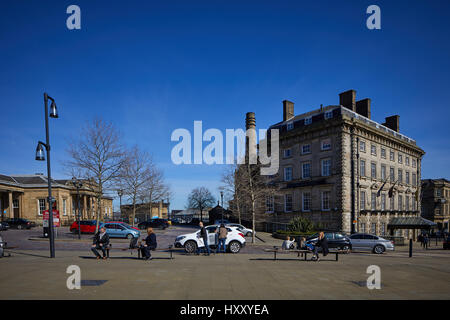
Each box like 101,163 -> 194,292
383,115 -> 400,132
339,90 -> 356,112
356,98 -> 371,119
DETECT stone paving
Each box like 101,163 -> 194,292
1,226 -> 449,299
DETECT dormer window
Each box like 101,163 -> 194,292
304,117 -> 312,125
325,111 -> 333,119
287,122 -> 294,130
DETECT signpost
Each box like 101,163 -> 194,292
43,209 -> 60,238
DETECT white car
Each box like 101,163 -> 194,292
226,223 -> 254,237
174,225 -> 246,254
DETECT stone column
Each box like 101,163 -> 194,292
8,191 -> 13,218
83,195 -> 87,220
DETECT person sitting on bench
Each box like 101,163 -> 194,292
141,227 -> 157,260
312,232 -> 329,261
91,227 -> 110,260
281,235 -> 295,250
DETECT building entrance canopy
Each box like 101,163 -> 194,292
388,217 -> 437,230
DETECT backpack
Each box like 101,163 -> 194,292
129,237 -> 139,249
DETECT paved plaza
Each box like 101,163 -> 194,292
1,227 -> 449,299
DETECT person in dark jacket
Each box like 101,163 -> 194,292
91,227 -> 110,259
141,227 -> 157,260
313,232 -> 329,261
196,221 -> 210,256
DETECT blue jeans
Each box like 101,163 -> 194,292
197,237 -> 211,255
217,238 -> 226,253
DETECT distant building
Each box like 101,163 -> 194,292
421,178 -> 450,232
120,200 -> 169,222
0,174 -> 113,225
237,89 -> 425,237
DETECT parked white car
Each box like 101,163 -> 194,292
226,223 -> 254,237
174,225 -> 246,254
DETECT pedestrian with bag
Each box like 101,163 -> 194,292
196,221 -> 211,256
216,224 -> 228,253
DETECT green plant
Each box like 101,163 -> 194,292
287,216 -> 314,233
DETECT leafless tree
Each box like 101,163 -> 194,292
138,166 -> 170,220
66,118 -> 127,232
117,145 -> 154,226
187,187 -> 215,222
220,164 -> 244,225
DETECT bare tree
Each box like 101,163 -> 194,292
187,187 -> 215,222
66,118 -> 127,232
118,145 -> 154,227
220,164 -> 244,224
139,167 -> 170,220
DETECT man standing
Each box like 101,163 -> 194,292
91,226 -> 110,260
216,224 -> 228,253
141,227 -> 157,260
197,221 -> 210,256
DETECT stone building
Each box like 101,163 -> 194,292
244,89 -> 425,237
120,201 -> 169,222
421,178 -> 450,232
0,174 -> 113,226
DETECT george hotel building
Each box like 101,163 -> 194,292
263,89 -> 425,237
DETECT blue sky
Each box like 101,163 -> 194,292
1,0 -> 449,210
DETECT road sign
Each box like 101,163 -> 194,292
43,209 -> 60,227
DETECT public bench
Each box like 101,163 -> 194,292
105,244 -> 174,259
263,246 -> 346,261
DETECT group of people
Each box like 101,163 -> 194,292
196,221 -> 228,256
91,226 -> 157,260
281,232 -> 329,261
417,233 -> 429,249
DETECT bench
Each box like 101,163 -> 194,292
264,246 -> 346,261
105,244 -> 174,259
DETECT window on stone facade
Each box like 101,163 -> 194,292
390,197 -> 394,211
398,153 -> 403,164
302,192 -> 311,212
412,159 -> 417,168
284,167 -> 292,181
436,189 -> 442,197
38,199 -> 46,215
302,144 -> 311,154
284,149 -> 291,158
287,122 -> 294,130
322,191 -> 331,211
381,194 -> 386,211
371,223 -> 377,235
390,150 -> 395,161
285,194 -> 293,212
398,169 -> 403,183
321,159 -> 331,176
304,117 -> 312,125
265,195 -> 274,213
381,148 -> 386,159
321,139 -> 331,151
13,199 -> 19,208
381,165 -> 386,180
381,223 -> 386,236
406,172 -> 410,185
371,144 -> 377,156
63,199 -> 67,216
325,111 -> 333,119
302,162 -> 311,179
412,199 -> 416,211
360,160 -> 366,177
405,156 -> 410,166
371,193 -> 377,210
360,141 -> 366,152
360,222 -> 366,233
360,191 -> 366,210
406,196 -> 410,211
398,195 -> 403,210
390,167 -> 395,182
371,162 -> 377,179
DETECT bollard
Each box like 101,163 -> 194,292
409,239 -> 413,257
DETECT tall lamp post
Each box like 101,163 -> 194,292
166,197 -> 170,220
71,177 -> 83,240
117,189 -> 123,220
35,92 -> 58,258
220,191 -> 224,222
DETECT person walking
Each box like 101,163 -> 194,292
418,233 -> 424,248
141,227 -> 157,260
313,232 -> 329,261
423,233 -> 429,250
216,224 -> 228,253
196,221 -> 210,256
91,227 -> 110,260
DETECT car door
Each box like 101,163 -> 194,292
362,234 -> 378,250
103,223 -> 116,237
115,224 -> 126,238
206,226 -> 217,246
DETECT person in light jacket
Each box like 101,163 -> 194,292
216,224 -> 228,253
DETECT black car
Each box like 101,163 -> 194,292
5,218 -> 35,229
0,222 -> 9,231
138,219 -> 169,230
306,232 -> 352,253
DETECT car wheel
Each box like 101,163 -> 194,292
126,234 -> 134,240
341,245 -> 351,254
184,240 -> 197,254
373,245 -> 385,254
246,232 -> 252,237
228,241 -> 241,254
17,225 -> 23,230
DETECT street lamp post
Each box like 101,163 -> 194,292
35,92 -> 58,258
71,177 -> 83,240
220,191 -> 224,222
166,197 -> 170,220
118,189 -> 123,220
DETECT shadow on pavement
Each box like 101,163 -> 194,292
6,250 -> 50,258
78,256 -> 173,260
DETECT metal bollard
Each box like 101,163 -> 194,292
409,239 -> 413,258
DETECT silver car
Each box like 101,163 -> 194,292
349,233 -> 394,254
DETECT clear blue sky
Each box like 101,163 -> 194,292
1,0 -> 449,210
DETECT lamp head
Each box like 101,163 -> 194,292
35,143 -> 45,161
49,101 -> 58,118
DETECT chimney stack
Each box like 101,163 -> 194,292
339,90 -> 356,112
383,115 -> 400,132
356,98 -> 371,119
245,112 -> 256,130
283,100 -> 294,121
